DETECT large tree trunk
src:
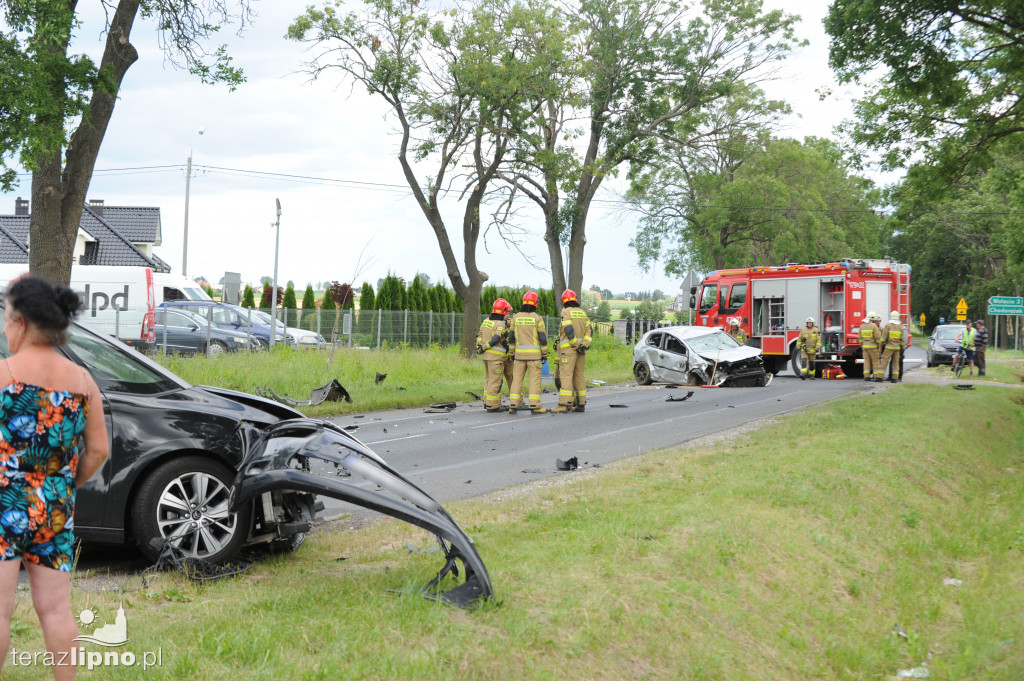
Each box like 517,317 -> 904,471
29,0 -> 141,285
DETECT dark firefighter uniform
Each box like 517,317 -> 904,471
509,292 -> 548,413
859,313 -> 882,381
553,292 -> 592,413
477,301 -> 513,411
797,318 -> 821,379
878,312 -> 905,382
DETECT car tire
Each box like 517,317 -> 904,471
634,362 -> 653,385
790,343 -> 805,377
131,456 -> 251,564
757,371 -> 773,387
926,354 -> 934,368
687,371 -> 703,386
206,340 -> 227,358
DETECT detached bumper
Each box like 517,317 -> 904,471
229,419 -> 494,608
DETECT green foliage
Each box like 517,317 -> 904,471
635,299 -> 665,321
888,146 -> 1024,332
282,283 -> 297,310
320,288 -> 336,311
301,284 -> 316,310
241,284 -> 255,308
359,282 -> 375,311
592,300 -> 613,323
825,0 -> 1024,176
629,132 -> 885,273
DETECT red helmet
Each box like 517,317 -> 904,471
492,298 -> 511,314
561,289 -> 577,304
522,290 -> 538,306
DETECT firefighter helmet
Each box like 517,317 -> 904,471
806,317 -> 815,324
889,311 -> 900,321
867,310 -> 878,321
492,298 -> 511,314
522,290 -> 539,306
728,317 -> 740,327
561,289 -> 577,304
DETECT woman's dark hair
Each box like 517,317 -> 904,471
6,275 -> 83,346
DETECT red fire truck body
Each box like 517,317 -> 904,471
691,259 -> 911,376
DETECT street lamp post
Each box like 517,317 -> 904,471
182,127 -> 205,277
270,199 -> 282,347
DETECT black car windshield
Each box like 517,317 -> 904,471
934,326 -> 964,340
684,330 -> 742,353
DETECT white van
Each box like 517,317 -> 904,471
153,272 -> 213,305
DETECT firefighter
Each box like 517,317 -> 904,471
878,310 -> 905,383
797,317 -> 820,380
476,298 -> 513,412
508,290 -> 548,414
552,289 -> 592,413
727,317 -> 747,343
859,311 -> 882,382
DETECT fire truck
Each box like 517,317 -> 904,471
689,259 -> 911,377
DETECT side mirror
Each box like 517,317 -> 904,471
688,296 -> 696,309
689,286 -> 697,296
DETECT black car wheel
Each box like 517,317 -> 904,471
131,456 -> 251,564
634,361 -> 653,385
926,352 -> 935,368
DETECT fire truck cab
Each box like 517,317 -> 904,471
689,259 -> 911,378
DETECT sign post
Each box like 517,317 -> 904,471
955,298 -> 968,321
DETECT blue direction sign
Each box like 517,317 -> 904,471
988,304 -> 1024,315
989,295 -> 1024,306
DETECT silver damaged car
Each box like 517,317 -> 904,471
633,326 -> 772,387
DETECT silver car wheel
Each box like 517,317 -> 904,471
156,471 -> 238,559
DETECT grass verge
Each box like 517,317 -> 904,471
5,383 -> 1021,680
149,335 -> 635,417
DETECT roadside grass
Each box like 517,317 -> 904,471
920,360 -> 1024,385
150,334 -> 635,417
5,384 -> 1021,679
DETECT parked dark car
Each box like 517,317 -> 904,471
633,326 -> 772,387
161,301 -> 326,349
0,301 -> 314,563
926,324 -> 967,367
153,307 -> 259,356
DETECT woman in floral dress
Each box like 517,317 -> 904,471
0,276 -> 109,680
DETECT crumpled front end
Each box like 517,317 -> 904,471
228,419 -> 494,608
693,349 -> 771,387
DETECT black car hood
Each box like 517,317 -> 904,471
196,385 -> 305,423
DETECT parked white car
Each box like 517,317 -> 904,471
632,326 -> 771,387
253,310 -> 327,348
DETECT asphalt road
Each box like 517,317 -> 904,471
316,345 -> 925,520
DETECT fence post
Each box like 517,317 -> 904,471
317,307 -> 321,337
206,306 -> 212,351
404,309 -> 408,345
115,309 -> 120,340
428,310 -> 433,345
377,309 -> 382,349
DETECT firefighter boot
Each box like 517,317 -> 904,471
485,406 -> 506,413
551,405 -> 571,413
573,405 -> 586,413
508,406 -> 518,415
530,407 -> 548,414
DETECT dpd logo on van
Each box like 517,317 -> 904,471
80,284 -> 130,317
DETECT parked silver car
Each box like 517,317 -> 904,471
633,326 -> 772,387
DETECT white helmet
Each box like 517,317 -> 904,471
867,310 -> 878,321
806,317 -> 815,324
729,317 -> 739,327
889,311 -> 900,321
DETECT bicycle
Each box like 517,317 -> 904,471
952,346 -> 967,379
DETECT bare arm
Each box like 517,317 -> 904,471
76,375 -> 110,488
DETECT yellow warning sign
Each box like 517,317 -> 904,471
955,297 -> 968,321
919,313 -> 926,327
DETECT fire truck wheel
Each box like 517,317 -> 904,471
790,344 -> 805,377
843,359 -> 864,378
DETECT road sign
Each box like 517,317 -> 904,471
955,297 -> 968,321
680,270 -> 701,294
919,313 -> 926,327
989,296 -> 1023,306
939,317 -> 945,324
988,304 -> 1024,315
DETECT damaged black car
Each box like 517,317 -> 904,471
0,302 -> 493,604
633,326 -> 772,387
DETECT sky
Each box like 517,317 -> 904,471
1,1 -> 884,297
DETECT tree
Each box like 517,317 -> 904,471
0,1 -> 251,284
301,284 -> 317,329
281,283 -> 298,325
289,0 -> 561,357
592,300 -> 612,323
241,284 -> 255,308
825,1 -> 1024,176
497,0 -> 801,304
629,133 -> 886,272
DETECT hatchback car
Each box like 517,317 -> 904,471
633,326 -> 772,387
153,307 -> 259,356
926,324 -> 967,367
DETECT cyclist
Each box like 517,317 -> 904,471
954,320 -> 976,376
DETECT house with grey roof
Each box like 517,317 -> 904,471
0,198 -> 171,272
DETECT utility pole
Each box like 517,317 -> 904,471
270,199 -> 282,347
